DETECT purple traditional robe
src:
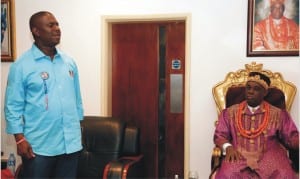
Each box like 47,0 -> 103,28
214,101 -> 299,179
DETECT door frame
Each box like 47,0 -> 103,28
100,13 -> 191,178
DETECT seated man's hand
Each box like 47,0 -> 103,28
224,146 -> 243,162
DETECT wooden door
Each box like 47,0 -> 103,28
111,21 -> 185,178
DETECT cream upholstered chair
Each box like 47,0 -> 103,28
210,62 -> 298,178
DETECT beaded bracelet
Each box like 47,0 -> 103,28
16,137 -> 26,145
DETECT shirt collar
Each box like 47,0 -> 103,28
247,105 -> 260,114
272,18 -> 282,25
31,44 -> 62,61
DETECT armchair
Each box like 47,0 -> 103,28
78,116 -> 143,179
15,116 -> 144,179
210,62 -> 298,178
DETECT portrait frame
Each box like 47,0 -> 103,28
1,0 -> 16,62
247,0 -> 299,57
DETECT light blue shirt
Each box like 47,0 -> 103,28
5,44 -> 84,156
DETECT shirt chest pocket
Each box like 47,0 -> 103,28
26,72 -> 49,94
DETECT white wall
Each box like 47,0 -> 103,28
1,0 -> 299,178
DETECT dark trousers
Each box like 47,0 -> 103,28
21,151 -> 80,179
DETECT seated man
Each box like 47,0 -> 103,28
213,71 -> 299,178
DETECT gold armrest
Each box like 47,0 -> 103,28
212,147 -> 221,157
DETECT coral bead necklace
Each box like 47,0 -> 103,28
236,101 -> 270,139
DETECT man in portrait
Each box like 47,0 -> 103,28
253,0 -> 299,51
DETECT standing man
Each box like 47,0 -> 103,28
4,11 -> 84,178
253,0 -> 299,50
213,72 -> 299,178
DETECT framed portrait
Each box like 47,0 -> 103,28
247,0 -> 299,57
1,0 -> 16,62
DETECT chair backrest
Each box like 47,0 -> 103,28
212,62 -> 297,116
122,125 -> 140,156
77,116 -> 140,178
225,86 -> 286,109
78,116 -> 126,178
